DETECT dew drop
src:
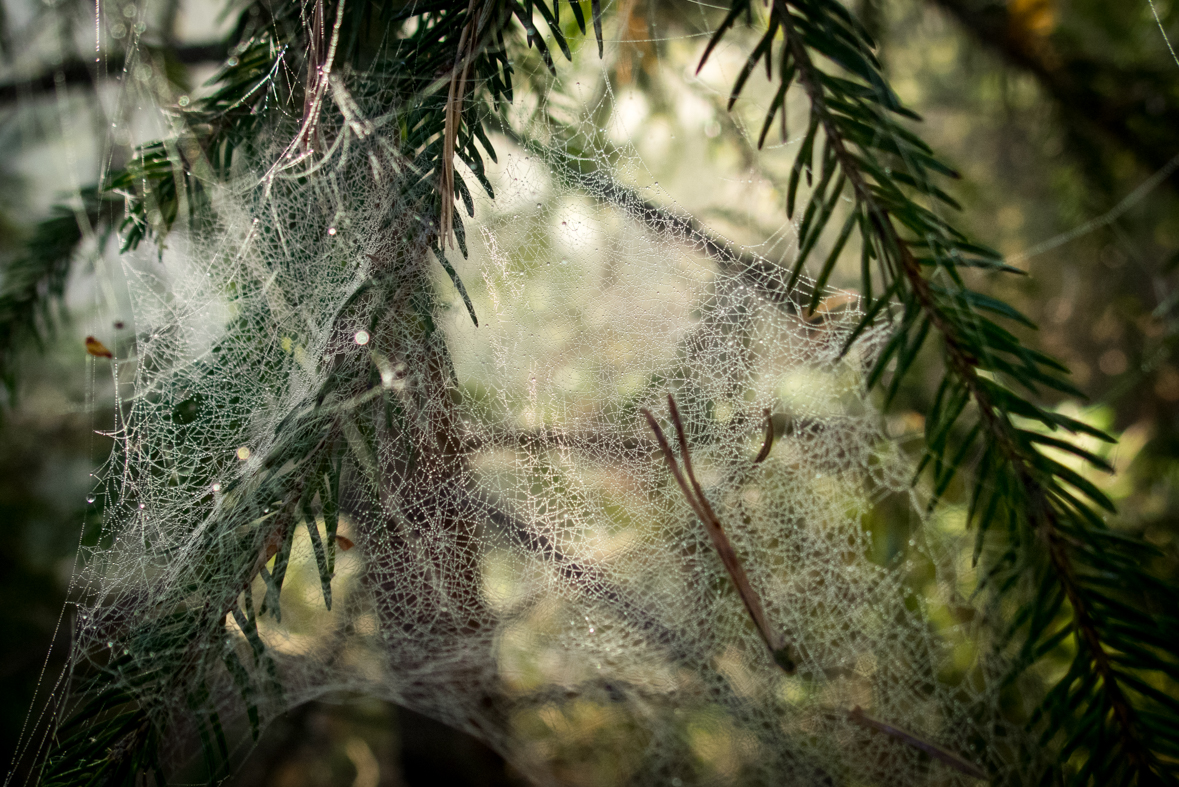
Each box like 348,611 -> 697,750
354,329 -> 370,345
177,95 -> 190,107
86,495 -> 96,504
138,503 -> 145,509
211,482 -> 222,492
227,56 -> 239,67
536,203 -> 542,209
236,446 -> 251,461
327,227 -> 337,236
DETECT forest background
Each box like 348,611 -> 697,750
1,0 -> 1178,784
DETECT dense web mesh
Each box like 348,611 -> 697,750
18,10 -> 1029,786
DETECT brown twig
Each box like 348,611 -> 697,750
644,394 -> 987,779
440,0 -> 483,249
848,706 -> 985,780
752,408 -> 774,464
642,394 -> 797,673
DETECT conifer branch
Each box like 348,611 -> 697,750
772,5 -> 1156,772
704,0 -> 1179,781
20,0 -> 1179,782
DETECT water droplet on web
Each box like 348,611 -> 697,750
138,503 -> 145,509
237,446 -> 251,461
327,227 -> 336,236
86,495 -> 96,504
354,329 -> 370,345
211,482 -> 222,492
536,203 -> 542,209
177,95 -> 190,107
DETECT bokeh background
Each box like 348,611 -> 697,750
2,0 -> 1177,783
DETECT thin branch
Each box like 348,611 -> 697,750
644,393 -> 797,672
644,394 -> 986,780
440,0 -> 483,249
847,706 -> 986,780
772,0 -> 1157,772
753,408 -> 774,464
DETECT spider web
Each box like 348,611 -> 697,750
13,6 -> 1030,785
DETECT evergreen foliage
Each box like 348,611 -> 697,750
699,2 -> 1179,782
2,0 -> 1176,784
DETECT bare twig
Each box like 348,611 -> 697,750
752,408 -> 774,464
642,393 -> 797,673
645,394 -> 986,780
847,706 -> 985,780
440,0 -> 483,249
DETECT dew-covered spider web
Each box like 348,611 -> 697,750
15,6 -> 1032,785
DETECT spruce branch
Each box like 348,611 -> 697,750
31,5 -> 613,778
703,0 -> 1179,781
